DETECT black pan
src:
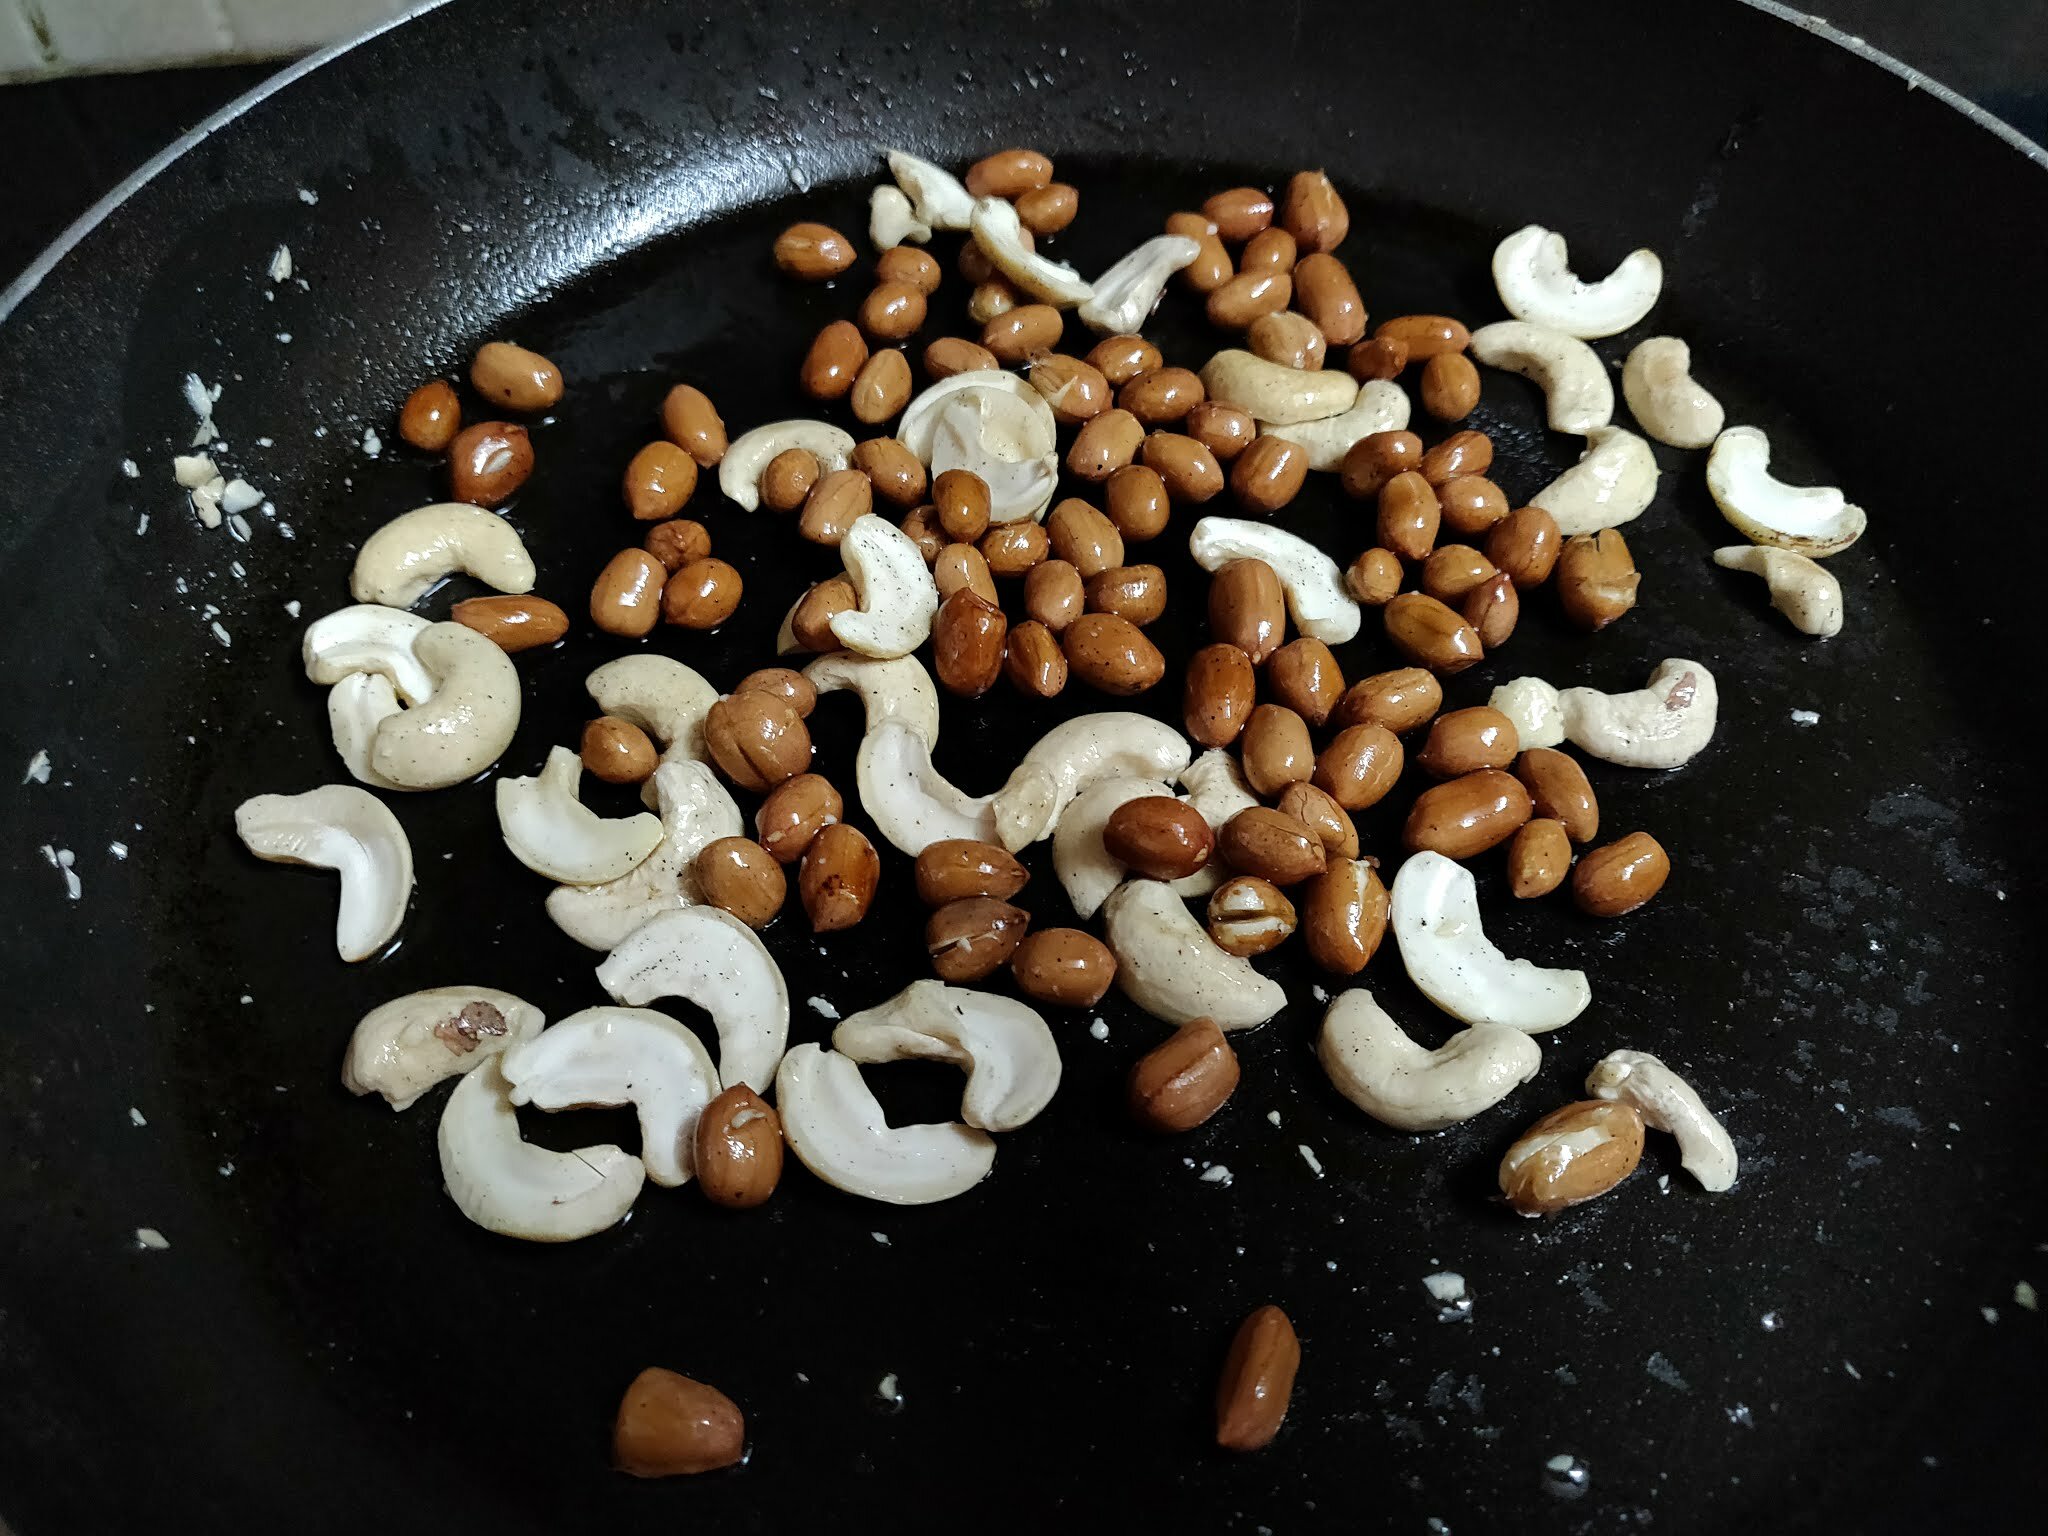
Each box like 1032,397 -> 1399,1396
2,1 -> 2044,1530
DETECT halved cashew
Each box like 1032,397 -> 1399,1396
234,784 -> 413,962
1317,989 -> 1542,1131
1052,777 -> 1175,920
870,183 -> 931,248
1711,546 -> 1843,638
989,712 -> 1193,851
969,195 -> 1093,307
832,980 -> 1062,1133
345,987 -> 544,1111
1391,851 -> 1590,1033
1491,224 -> 1662,339
829,513 -> 941,659
501,1006 -> 721,1187
1078,234 -> 1202,334
1622,337 -> 1724,449
437,1057 -> 643,1242
1259,380 -> 1411,471
1488,676 -> 1567,750
930,388 -> 1058,524
1585,1049 -> 1737,1192
1199,350 -> 1359,426
496,746 -> 664,885
1189,516 -> 1360,644
1559,657 -> 1717,769
1705,426 -> 1866,557
368,622 -> 521,791
857,721 -> 999,855
1529,426 -> 1659,535
594,906 -> 790,1093
1170,750 -> 1257,898
897,370 -> 1057,466
327,672 -> 405,790
885,148 -> 975,231
349,503 -> 535,609
1101,879 -> 1287,1031
1468,320 -> 1614,434
804,651 -> 941,747
776,1043 -> 995,1204
302,604 -> 436,703
718,421 -> 855,512
546,760 -> 742,951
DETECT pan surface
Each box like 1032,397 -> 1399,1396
2,1 -> 2044,1531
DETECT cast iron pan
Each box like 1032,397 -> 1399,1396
2,1 -> 2044,1530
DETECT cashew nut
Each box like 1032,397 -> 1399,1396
585,653 -> 719,808
437,1057 -> 643,1242
775,1043 -> 995,1205
1170,749 -> 1257,898
1559,657 -> 1718,769
718,420 -> 855,512
501,1006 -> 721,1187
1317,989 -> 1542,1131
1198,350 -> 1359,426
343,986 -> 544,1111
1491,224 -> 1662,339
930,387 -> 1058,525
832,980 -> 1062,1133
969,195 -> 1093,308
1189,516 -> 1361,644
1487,676 -> 1567,750
302,604 -> 436,704
594,906 -> 790,1094
1621,337 -> 1724,449
546,759 -> 742,951
1712,545 -> 1843,638
349,502 -> 535,609
1259,380 -> 1411,471
885,148 -> 976,231
856,721 -> 999,855
234,784 -> 413,962
988,712 -> 1193,851
1390,851 -> 1590,1033
367,622 -> 521,791
804,651 -> 941,748
496,745 -> 664,884
869,183 -> 931,249
1078,234 -> 1202,334
1468,320 -> 1614,434
1585,1049 -> 1737,1192
326,671 -> 406,790
1100,879 -> 1287,1031
1528,425 -> 1659,535
1051,776 -> 1175,920
897,369 -> 1057,470
1705,426 -> 1866,557
829,513 -> 941,659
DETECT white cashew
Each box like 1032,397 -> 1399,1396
885,148 -> 976,231
969,195 -> 1093,307
1622,337 -> 1724,449
1491,224 -> 1662,339
717,420 -> 855,512
1258,380 -> 1411,471
1468,320 -> 1614,434
856,721 -> 999,856
989,712 -> 1193,851
1587,1049 -> 1737,1191
1559,658 -> 1718,769
829,513 -> 941,659
546,759 -> 742,951
501,1006 -> 721,1187
1705,425 -> 1866,557
343,986 -> 544,1111
832,980 -> 1062,1133
804,651 -> 941,748
930,387 -> 1058,525
1170,750 -> 1257,898
1101,880 -> 1286,1031
367,622 -> 521,791
1052,777 -> 1175,920
1189,516 -> 1360,644
327,672 -> 406,791
234,784 -> 412,963
302,604 -> 436,704
495,745 -> 664,885
437,1057 -> 643,1242
897,370 -> 1057,467
1317,989 -> 1542,1131
776,1043 -> 995,1205
586,653 -> 720,809
1078,234 -> 1202,334
1529,425 -> 1659,535
1390,851 -> 1590,1033
1711,545 -> 1843,638
349,502 -> 535,609
869,183 -> 931,248
1487,676 -> 1567,750
594,907 -> 790,1094
1198,350 -> 1358,426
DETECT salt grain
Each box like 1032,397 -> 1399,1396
23,749 -> 50,785
807,996 -> 840,1020
1297,1144 -> 1324,1177
267,245 -> 293,283
1790,709 -> 1820,725
135,1228 -> 170,1251
1199,1164 -> 1234,1186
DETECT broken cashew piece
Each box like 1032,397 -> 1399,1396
1622,337 -> 1724,449
829,513 -> 941,659
1101,879 -> 1287,1031
1190,516 -> 1361,644
1391,851 -> 1590,1033
969,195 -> 1092,307
1529,425 -> 1659,535
1586,1049 -> 1737,1192
1259,380 -> 1411,471
1199,350 -> 1359,426
234,784 -> 413,963
1078,234 -> 1202,334
344,987 -> 544,1111
897,370 -> 1057,468
1052,776 -> 1175,921
718,420 -> 855,512
302,604 -> 436,704
594,906 -> 790,1094
437,1057 -> 643,1242
1487,676 -> 1566,750
496,745 -> 664,885
1469,320 -> 1614,434
930,387 -> 1058,524
832,980 -> 1062,1133
776,1043 -> 995,1205
869,183 -> 931,249
804,651 -> 941,748
1170,750 -> 1257,898
989,711 -> 1193,851
545,759 -> 742,951
367,622 -> 521,791
1705,426 -> 1866,557
1317,989 -> 1542,1132
1559,658 -> 1718,769
1492,224 -> 1661,339
327,672 -> 406,791
857,721 -> 998,856
349,502 -> 535,609
885,148 -> 975,231
1711,546 -> 1843,638
501,1006 -> 721,1187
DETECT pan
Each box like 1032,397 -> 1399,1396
1,1 -> 2043,1530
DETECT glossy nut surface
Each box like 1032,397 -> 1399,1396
1010,928 -> 1116,1007
451,594 -> 568,653
1207,557 -> 1287,663
1266,637 -> 1344,725
695,837 -> 787,929
1063,613 -> 1163,694
755,773 -> 843,864
1515,747 -> 1600,842
913,839 -> 1029,906
925,897 -> 1031,982
1499,1100 -> 1645,1215
470,341 -> 563,412
398,379 -> 460,450
702,691 -> 810,792
590,548 -> 666,638
1129,1018 -> 1241,1132
1382,592 -> 1483,673
661,557 -> 743,630
1571,832 -> 1671,917
1334,668 -> 1442,735
1218,806 -> 1327,886
1300,857 -> 1389,975
1402,769 -> 1533,858
1506,818 -> 1573,899
774,221 -> 856,279
693,1085 -> 783,1210
581,716 -> 658,785
448,421 -> 533,507
613,1368 -> 745,1478
1184,643 -> 1257,748
798,823 -> 879,933
1239,704 -> 1315,797
662,384 -> 728,466
1416,706 -> 1521,778
1341,430 -> 1423,499
1215,1305 -> 1299,1452
1275,782 -> 1359,861
1103,796 -> 1216,882
1313,724 -> 1404,810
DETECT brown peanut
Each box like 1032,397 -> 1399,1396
1487,505 -> 1563,588
1208,556 -> 1286,663
1341,429 -> 1423,499
926,897 -> 1031,982
590,548 -> 666,639
1230,435 -> 1309,514
645,517 -> 712,572
1105,464 -> 1171,540
849,348 -> 913,425
799,469 -> 874,547
1004,620 -> 1069,698
448,421 -> 533,507
1275,782 -> 1359,861
1219,807 -> 1327,886
967,277 -> 1019,325
1184,643 -> 1257,748
695,837 -> 787,929
1068,408 -> 1145,481
1240,226 -> 1298,278
1571,832 -> 1670,917
1086,334 -> 1164,385
470,341 -> 562,412
798,823 -> 879,932
1207,270 -> 1292,330
1403,769 -> 1533,858
622,441 -> 698,523
1167,211 -> 1232,292
1382,592 -> 1483,673
924,336 -> 999,379
703,691 -> 809,792
1375,314 -> 1471,358
913,839 -> 1029,906
1247,310 -> 1326,371
934,544 -> 999,606
1184,400 -> 1257,462
662,557 -> 744,631
1266,637 -> 1344,725
1085,564 -> 1168,626
1016,181 -> 1080,235
1300,857 -> 1390,975
982,303 -> 1062,363
1240,703 -> 1315,797
1142,432 -> 1225,503
1063,613 -> 1164,695
1010,928 -> 1116,1007
932,589 -> 1008,698
966,147 -> 1053,198
799,319 -> 867,400
755,773 -> 842,864
613,1368 -> 745,1477
1119,366 -> 1206,426
1345,336 -> 1408,381
1417,707 -> 1521,778
398,378 -> 459,451
1023,559 -> 1084,630
980,520 -> 1050,576
1104,796 -> 1216,882
1129,1018 -> 1241,1132
760,447 -> 821,514
735,667 -> 815,719
1334,667 -> 1443,735
1419,544 -> 1498,603
1344,547 -> 1403,607
1515,748 -> 1600,843
1499,1100 -> 1645,1215
1314,724 -> 1404,811
1420,351 -> 1481,420
1204,186 -> 1275,241
1506,819 -> 1572,899
581,716 -> 658,785
661,384 -> 727,466
790,577 -> 857,652
1555,529 -> 1640,630
1206,877 -> 1297,957
774,221 -> 855,279
934,468 -> 993,542
451,594 -> 568,653
1463,570 -> 1520,648
1292,252 -> 1365,345
1047,498 -> 1124,577
693,1086 -> 783,1210
1437,475 -> 1509,537
852,437 -> 926,507
1419,430 -> 1493,486
1216,1305 -> 1299,1452
1029,353 -> 1111,424
876,245 -> 942,293
1376,471 -> 1441,560
859,281 -> 926,341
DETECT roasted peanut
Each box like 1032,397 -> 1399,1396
1105,463 -> 1171,541
799,823 -> 879,932
1068,408 -> 1145,482
695,837 -> 787,929
1463,569 -> 1520,648
1313,724 -> 1404,810
898,505 -> 946,565
1247,310 -> 1326,371
876,245 -> 942,293
1334,667 -> 1442,735
774,221 -> 855,279
1104,796 -> 1216,882
581,716 -> 658,785
703,690 -> 809,792
859,281 -> 926,341
1207,270 -> 1291,330
1281,169 -> 1348,252
661,556 -> 743,630
850,348 -> 913,425
914,839 -> 1030,906
966,147 -> 1053,198
1063,613 -> 1164,695
1023,558 -> 1084,630
926,897 -> 1031,982
613,1367 -> 745,1477
1204,186 -> 1275,241
1167,211 -> 1233,293
1275,782 -> 1359,861
693,1086 -> 783,1210
1487,505 -> 1563,589
1003,620 -> 1068,698
1142,432 -> 1225,503
448,421 -> 533,507
1571,832 -> 1670,917
934,467 -> 993,543
1300,857 -> 1389,975
967,278 -> 1018,324
661,384 -> 727,466
1403,769 -> 1532,859
760,447 -> 822,514
1436,475 -> 1510,538
1375,314 -> 1470,359
1382,591 -> 1483,673
1499,1100 -> 1645,1215
799,319 -> 867,400
1418,706 -> 1520,778
735,667 -> 815,719
1230,435 -> 1309,514
1010,928 -> 1115,1006
1208,556 -> 1287,663
1420,544 -> 1498,604
620,440 -> 697,523
451,594 -> 568,652
981,520 -> 1050,576
1219,806 -> 1327,886
1016,181 -> 1080,236
1239,226 -> 1298,278
1216,1305 -> 1299,1452
959,236 -> 1000,286
934,544 -> 999,605
1345,335 -> 1408,381
982,302 -> 1062,363
852,437 -> 927,507
590,548 -> 666,639
1047,498 -> 1125,577
924,336 -> 999,379
471,341 -> 562,412
1129,1018 -> 1241,1132
644,517 -> 712,572
1086,334 -> 1163,386
755,773 -> 842,864
1184,643 -> 1257,748
1420,351 -> 1481,420
789,576 -> 857,651
1085,564 -> 1167,626
1341,429 -> 1423,500
1292,252 -> 1365,345
1376,471 -> 1441,561
932,589 -> 1007,698
1515,748 -> 1599,842
1420,430 -> 1494,486
1506,818 -> 1572,899
1119,366 -> 1206,426
1263,637 -> 1343,726
398,378 -> 459,451
1240,704 -> 1315,797
1555,529 -> 1640,630
1028,353 -> 1111,424
1184,400 -> 1257,462
1206,877 -> 1297,957
1345,547 -> 1403,606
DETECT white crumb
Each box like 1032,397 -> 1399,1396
1423,1272 -> 1467,1303
267,245 -> 292,283
40,845 -> 81,900
1199,1164 -> 1233,1186
362,427 -> 382,458
211,621 -> 232,648
136,512 -> 150,535
221,479 -> 263,515
109,841 -> 128,859
190,485 -> 223,528
877,1372 -> 902,1404
806,996 -> 840,1020
225,511 -> 253,542
1088,1019 -> 1108,1041
129,1107 -> 147,1127
284,600 -> 301,618
2015,1281 -> 2038,1312
1790,709 -> 1820,725
1311,984 -> 1329,1003
23,749 -> 50,785
297,187 -> 318,205
135,1227 -> 170,1250
1297,1144 -> 1324,1177
120,458 -> 140,478
181,374 -> 218,445
1982,1307 -> 2000,1325
1266,1110 -> 1281,1126
172,453 -> 218,489
276,333 -> 292,344
870,1231 -> 889,1245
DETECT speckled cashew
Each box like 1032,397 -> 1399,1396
1317,988 -> 1542,1131
870,183 -> 932,248
832,980 -> 1062,1133
437,1057 -> 643,1242
969,195 -> 1093,307
857,720 -> 999,856
349,503 -> 535,609
1712,545 -> 1843,638
988,712 -> 1193,851
1390,851 -> 1591,1033
1468,320 -> 1614,434
804,651 -> 941,748
545,759 -> 742,951
495,745 -> 665,885
1260,380 -> 1412,471
302,604 -> 436,704
1052,776 -> 1176,920
1492,224 -> 1662,339
1189,516 -> 1360,644
1529,426 -> 1659,535
1586,1049 -> 1737,1191
343,986 -> 544,1111
776,1044 -> 996,1204
233,784 -> 413,963
1488,676 -> 1567,750
1199,350 -> 1359,426
326,671 -> 405,791
718,420 -> 855,512
1079,235 -> 1202,334
594,906 -> 790,1094
885,148 -> 975,231
829,514 -> 941,659
367,622 -> 521,791
1622,337 -> 1724,449
1559,658 -> 1718,769
1705,426 -> 1866,557
1100,879 -> 1287,1031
